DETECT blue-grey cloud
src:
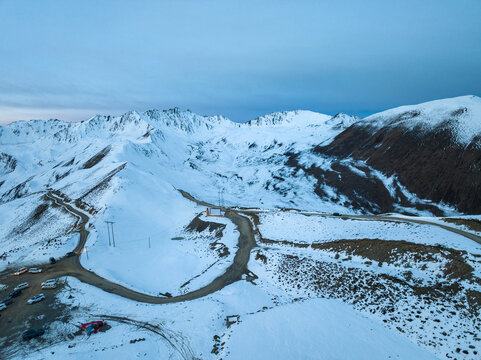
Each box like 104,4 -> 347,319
0,0 -> 480,124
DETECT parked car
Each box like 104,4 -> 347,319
14,282 -> 29,291
28,268 -> 42,274
14,267 -> 27,276
41,280 -> 57,289
65,251 -> 76,257
49,257 -> 56,264
9,288 -> 23,298
1,297 -> 13,306
27,294 -> 45,304
0,303 -> 6,311
22,329 -> 45,341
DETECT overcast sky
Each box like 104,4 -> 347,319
0,0 -> 480,124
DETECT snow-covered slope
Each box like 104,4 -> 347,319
1,96 -> 481,360
363,95 -> 481,145
317,95 -> 481,214
246,110 -> 331,127
3,96 -> 480,269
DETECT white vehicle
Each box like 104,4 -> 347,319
15,282 -> 29,291
0,303 -> 6,311
14,267 -> 27,276
27,294 -> 45,304
28,268 -> 42,274
41,280 -> 57,289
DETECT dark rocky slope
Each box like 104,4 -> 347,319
315,123 -> 481,214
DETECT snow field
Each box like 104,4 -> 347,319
81,176 -> 239,295
257,211 -> 481,254
0,194 -> 79,272
223,298 -> 438,360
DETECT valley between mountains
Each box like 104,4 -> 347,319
1,95 -> 481,359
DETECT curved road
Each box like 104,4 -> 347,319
2,191 -> 481,305
26,191 -> 256,304
355,214 -> 481,246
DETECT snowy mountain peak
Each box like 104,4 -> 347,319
326,113 -> 360,129
363,95 -> 481,144
246,110 -> 331,127
143,108 -> 235,133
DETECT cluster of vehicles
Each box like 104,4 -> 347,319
2,253 -> 73,341
13,267 -> 43,276
1,271 -> 59,341
0,268 -> 57,311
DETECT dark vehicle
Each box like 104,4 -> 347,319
65,252 -> 76,257
9,289 -> 22,298
332,212 -> 341,216
1,297 -> 13,306
22,329 -> 45,341
49,257 -> 56,264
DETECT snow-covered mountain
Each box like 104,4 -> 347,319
363,95 -> 481,145
1,95 -> 481,267
1,95 -> 481,360
317,95 -> 481,214
4,95 -> 479,222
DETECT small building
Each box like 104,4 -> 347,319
206,207 -> 223,217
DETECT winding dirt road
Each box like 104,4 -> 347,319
0,191 -> 256,304
355,214 -> 481,246
3,191 -> 480,359
2,191 -> 481,306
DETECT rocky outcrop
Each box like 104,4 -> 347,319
315,123 -> 481,214
0,152 -> 16,175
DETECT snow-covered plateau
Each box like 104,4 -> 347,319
1,95 -> 481,359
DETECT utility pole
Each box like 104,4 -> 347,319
218,188 -> 225,208
111,222 -> 116,248
105,221 -> 111,246
85,246 -> 89,260
106,221 -> 116,247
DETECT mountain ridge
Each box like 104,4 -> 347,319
0,95 -> 480,216
2,95 -> 480,144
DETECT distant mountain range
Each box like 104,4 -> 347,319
1,95 -> 480,217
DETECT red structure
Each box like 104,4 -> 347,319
206,207 -> 223,217
81,321 -> 105,335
